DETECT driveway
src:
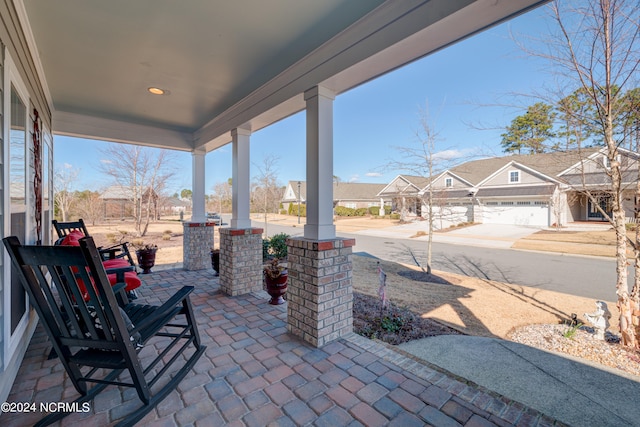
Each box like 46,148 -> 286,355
356,222 -> 542,249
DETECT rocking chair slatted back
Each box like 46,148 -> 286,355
52,218 -> 136,267
52,219 -> 90,238
3,236 -> 205,426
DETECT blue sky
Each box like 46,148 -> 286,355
56,6 -> 553,196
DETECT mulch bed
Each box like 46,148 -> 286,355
353,292 -> 464,345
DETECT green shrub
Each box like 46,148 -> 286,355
269,233 -> 289,259
279,209 -> 287,215
334,206 -> 355,216
354,208 -> 368,216
289,203 -> 306,217
262,239 -> 271,261
263,233 -> 290,261
369,206 -> 380,216
390,213 -> 400,220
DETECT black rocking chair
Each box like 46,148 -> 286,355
3,236 -> 205,426
52,218 -> 136,266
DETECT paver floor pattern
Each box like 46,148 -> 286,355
3,269 -> 564,426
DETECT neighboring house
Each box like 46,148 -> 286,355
378,148 -> 639,228
377,175 -> 431,218
159,196 -> 191,216
282,181 -> 390,211
100,185 -> 159,219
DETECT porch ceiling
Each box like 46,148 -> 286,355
20,0 -> 546,152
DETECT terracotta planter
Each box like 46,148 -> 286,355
136,249 -> 157,274
264,272 -> 288,305
210,250 -> 220,276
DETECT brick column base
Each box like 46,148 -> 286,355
286,237 -> 355,347
219,228 -> 263,296
182,222 -> 215,270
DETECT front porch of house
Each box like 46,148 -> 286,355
3,268 -> 554,426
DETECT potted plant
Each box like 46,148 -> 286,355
134,243 -> 158,274
210,248 -> 220,276
263,258 -> 287,305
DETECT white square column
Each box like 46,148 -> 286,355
191,149 -> 207,222
304,86 -> 336,240
231,127 -> 252,229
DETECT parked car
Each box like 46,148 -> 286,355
207,212 -> 222,225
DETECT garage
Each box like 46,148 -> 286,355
479,200 -> 549,226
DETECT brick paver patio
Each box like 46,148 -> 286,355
2,268 -> 564,426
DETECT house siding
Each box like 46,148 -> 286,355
0,38 -> 4,376
0,0 -> 53,402
484,166 -> 547,186
433,173 -> 467,189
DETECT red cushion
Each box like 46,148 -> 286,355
60,230 -> 84,246
72,255 -> 141,301
58,232 -> 141,298
102,259 -> 141,291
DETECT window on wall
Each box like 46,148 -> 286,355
445,177 -> 453,187
509,170 -> 520,183
4,55 -> 32,363
10,85 -> 26,206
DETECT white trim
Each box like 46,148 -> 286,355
477,160 -> 562,188
377,174 -> 421,196
13,0 -> 54,112
3,49 -> 31,369
556,148 -> 605,176
508,170 -> 520,184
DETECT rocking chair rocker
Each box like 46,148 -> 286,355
3,236 -> 205,426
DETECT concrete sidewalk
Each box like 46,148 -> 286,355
399,335 -> 640,427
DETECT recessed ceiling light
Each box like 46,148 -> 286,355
148,87 -> 167,95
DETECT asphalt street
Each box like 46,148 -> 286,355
257,220 -> 618,302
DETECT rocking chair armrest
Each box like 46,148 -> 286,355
130,286 -> 194,333
98,243 -> 130,260
104,265 -> 136,278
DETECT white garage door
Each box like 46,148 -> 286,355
480,201 -> 549,226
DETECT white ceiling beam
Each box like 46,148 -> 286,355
53,111 -> 194,151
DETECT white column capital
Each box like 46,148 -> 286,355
304,86 -> 335,101
231,126 -> 252,138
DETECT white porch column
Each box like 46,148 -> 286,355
304,86 -> 336,240
231,127 -> 252,229
191,149 -> 207,222
183,148 -> 213,270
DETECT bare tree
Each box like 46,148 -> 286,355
53,164 -> 79,221
211,179 -> 232,214
75,190 -> 104,226
252,155 -> 281,238
99,145 -> 175,237
388,105 -> 457,275
527,0 -> 640,346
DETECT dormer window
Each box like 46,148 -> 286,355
445,177 -> 453,187
509,170 -> 520,183
603,155 -> 621,169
